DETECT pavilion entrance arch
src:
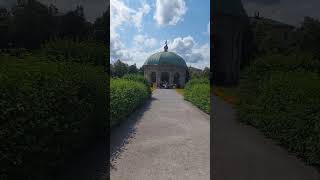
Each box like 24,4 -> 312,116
173,72 -> 180,87
161,72 -> 169,83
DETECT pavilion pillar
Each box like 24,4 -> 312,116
156,71 -> 161,87
169,72 -> 173,85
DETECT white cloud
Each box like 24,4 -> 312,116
110,1 -> 209,69
207,21 -> 210,35
111,34 -> 210,69
134,34 -> 158,48
110,34 -> 132,63
154,0 -> 187,25
133,34 -> 146,44
110,0 -> 133,34
167,36 -> 210,69
132,3 -> 151,31
145,38 -> 158,48
111,0 -> 150,34
110,0 -> 151,62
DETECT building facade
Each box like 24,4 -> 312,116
143,42 -> 187,88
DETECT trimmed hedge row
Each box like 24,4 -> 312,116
38,39 -> 108,66
237,53 -> 320,165
110,77 -> 150,127
122,74 -> 152,96
184,78 -> 210,114
0,57 -> 107,179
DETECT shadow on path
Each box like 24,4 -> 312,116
52,98 -> 155,180
52,137 -> 107,180
110,97 -> 155,169
212,95 -> 320,180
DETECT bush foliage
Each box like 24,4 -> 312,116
184,78 -> 210,114
38,39 -> 108,66
237,53 -> 320,165
122,74 -> 151,95
110,78 -> 150,127
0,56 -> 107,179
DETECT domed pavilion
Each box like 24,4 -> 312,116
143,41 -> 187,88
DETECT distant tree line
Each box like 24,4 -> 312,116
111,60 -> 143,78
0,0 -> 108,49
187,66 -> 210,80
248,16 -> 320,61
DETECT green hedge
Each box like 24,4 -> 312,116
184,78 -> 210,114
0,57 -> 107,179
238,53 -> 320,165
122,74 -> 151,96
38,39 -> 108,66
110,78 -> 150,127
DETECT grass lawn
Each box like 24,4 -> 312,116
151,83 -> 157,92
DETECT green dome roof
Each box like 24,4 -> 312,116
213,0 -> 247,17
144,51 -> 187,68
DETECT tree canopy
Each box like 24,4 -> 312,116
0,0 -> 108,49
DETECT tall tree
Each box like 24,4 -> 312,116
113,60 -> 129,77
94,11 -> 108,44
58,5 -> 92,39
202,67 -> 210,78
0,8 -> 11,48
297,16 -> 320,59
10,0 -> 56,48
128,64 -> 138,74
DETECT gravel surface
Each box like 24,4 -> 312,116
110,89 -> 210,180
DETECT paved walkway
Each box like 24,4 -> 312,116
212,95 -> 320,180
110,89 -> 210,180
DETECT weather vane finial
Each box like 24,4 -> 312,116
164,40 -> 168,52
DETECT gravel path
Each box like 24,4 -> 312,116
110,89 -> 210,180
212,95 -> 320,180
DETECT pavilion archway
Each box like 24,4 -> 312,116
161,72 -> 169,83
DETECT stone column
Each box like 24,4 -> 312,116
144,69 -> 148,81
156,71 -> 161,87
146,72 -> 150,83
169,72 -> 173,85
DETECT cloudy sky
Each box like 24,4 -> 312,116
110,0 -> 210,69
0,0 -> 108,22
242,0 -> 320,25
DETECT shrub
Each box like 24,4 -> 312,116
110,78 -> 150,127
186,78 -> 209,86
38,39 -> 108,66
122,74 -> 151,95
241,53 -> 319,82
184,78 -> 210,114
0,57 -> 107,179
237,53 -> 320,165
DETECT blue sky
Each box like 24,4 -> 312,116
111,0 -> 210,69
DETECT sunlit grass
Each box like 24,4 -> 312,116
175,88 -> 184,96
151,83 -> 157,92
